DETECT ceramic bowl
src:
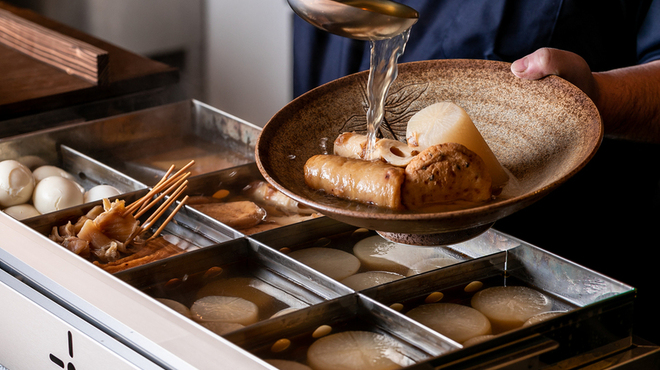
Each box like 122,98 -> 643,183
255,59 -> 602,245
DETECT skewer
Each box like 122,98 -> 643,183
124,181 -> 188,246
148,196 -> 189,241
139,181 -> 188,235
123,165 -> 178,216
134,175 -> 189,219
123,160 -> 194,217
122,160 -> 194,245
125,164 -> 176,215
135,161 -> 194,213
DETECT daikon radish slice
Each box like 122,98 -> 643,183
201,321 -> 244,335
156,298 -> 191,318
462,334 -> 496,346
190,295 -> 259,326
196,277 -> 274,311
353,235 -> 442,275
522,311 -> 566,327
265,359 -> 312,370
406,303 -> 492,344
471,286 -> 553,333
271,307 -> 300,319
406,102 -> 509,189
307,331 -> 413,370
288,247 -> 360,280
340,271 -> 404,291
406,257 -> 461,276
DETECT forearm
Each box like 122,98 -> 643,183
592,60 -> 660,143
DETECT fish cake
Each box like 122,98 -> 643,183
191,201 -> 266,229
402,143 -> 492,209
304,154 -> 405,210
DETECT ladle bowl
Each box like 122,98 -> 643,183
287,0 -> 419,40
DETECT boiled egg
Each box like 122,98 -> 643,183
0,160 -> 35,207
15,155 -> 47,170
32,165 -> 78,184
3,203 -> 41,220
32,165 -> 85,195
32,176 -> 84,213
83,184 -> 121,203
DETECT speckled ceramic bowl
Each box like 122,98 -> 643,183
256,59 -> 602,245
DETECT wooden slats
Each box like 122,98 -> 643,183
0,8 -> 108,85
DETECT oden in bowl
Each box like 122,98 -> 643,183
255,59 -> 602,245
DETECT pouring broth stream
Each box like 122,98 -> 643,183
365,28 -> 411,159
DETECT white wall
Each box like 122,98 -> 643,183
32,0 -> 205,99
86,0 -> 205,100
204,0 -> 293,127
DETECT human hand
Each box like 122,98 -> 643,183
511,48 -> 598,102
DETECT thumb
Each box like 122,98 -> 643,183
511,48 -> 596,98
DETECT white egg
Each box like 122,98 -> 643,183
32,176 -> 84,213
32,165 -> 85,195
84,184 -> 121,203
32,165 -> 77,184
15,155 -> 47,170
0,160 -> 35,208
3,204 -> 41,220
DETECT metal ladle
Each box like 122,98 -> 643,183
287,0 -> 419,40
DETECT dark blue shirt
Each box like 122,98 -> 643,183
293,0 -> 660,97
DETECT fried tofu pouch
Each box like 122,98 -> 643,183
402,143 -> 492,209
304,154 -> 405,209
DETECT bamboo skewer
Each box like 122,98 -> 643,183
124,164 -> 175,216
122,160 -> 194,245
123,160 -> 193,217
139,180 -> 188,234
134,175 -> 189,220
149,196 -> 189,241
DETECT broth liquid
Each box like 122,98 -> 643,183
365,29 -> 411,159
